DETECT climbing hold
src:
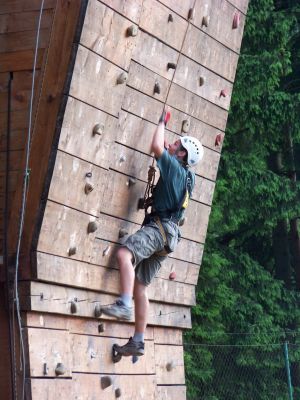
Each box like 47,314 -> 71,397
112,344 -> 123,363
127,177 -> 136,186
103,245 -> 111,257
40,292 -> 44,301
215,133 -> 222,146
167,62 -> 176,70
137,198 -> 145,210
86,172 -> 92,178
168,13 -> 173,22
93,123 -> 104,136
232,12 -> 240,29
55,363 -> 66,376
220,89 -> 228,98
202,15 -> 210,27
154,81 -> 161,95
98,323 -> 105,333
43,363 -> 48,376
84,182 -> 94,195
70,300 -> 77,314
127,25 -> 138,37
166,361 -> 175,371
199,76 -> 205,86
132,355 -> 139,364
119,228 -> 129,239
182,120 -> 190,133
68,246 -> 76,256
115,388 -> 122,398
117,72 -> 128,85
119,155 -> 126,163
87,221 -> 98,234
179,216 -> 186,226
94,303 -> 102,318
169,271 -> 176,280
188,8 -> 195,20
101,376 -> 112,390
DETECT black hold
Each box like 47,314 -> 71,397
115,388 -> 122,398
101,376 -> 112,390
87,221 -> 98,234
112,344 -> 123,363
86,172 -> 92,178
94,303 -> 102,318
70,300 -> 77,314
98,323 -> 105,333
40,293 -> 44,301
154,81 -> 161,95
119,228 -> 129,239
137,197 -> 145,210
188,8 -> 195,20
68,246 -> 77,256
202,15 -> 210,27
168,14 -> 173,22
199,76 -> 205,86
84,182 -> 94,195
167,62 -> 176,70
43,363 -> 48,376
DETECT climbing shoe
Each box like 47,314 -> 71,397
101,299 -> 133,321
115,337 -> 145,357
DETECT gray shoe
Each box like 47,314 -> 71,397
114,337 -> 145,356
101,299 -> 132,321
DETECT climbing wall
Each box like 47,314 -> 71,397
14,0 -> 249,398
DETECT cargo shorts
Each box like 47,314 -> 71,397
122,219 -> 179,286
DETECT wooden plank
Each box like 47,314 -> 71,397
99,0 -> 143,24
23,311 -> 154,340
192,176 -> 215,205
167,83 -> 228,131
193,0 -> 246,53
156,386 -> 187,400
195,146 -> 220,181
48,150 -> 109,216
139,0 -> 187,51
0,0 -> 56,14
0,129 -> 27,151
132,31 -> 178,80
158,0 -> 194,19
72,334 -> 155,374
182,24 -> 239,82
0,49 -> 45,72
70,45 -> 127,116
154,327 -> 183,345
28,379 -> 73,400
26,328 -> 72,377
155,344 -> 185,384
20,281 -> 192,328
8,0 -> 82,261
0,29 -> 50,53
58,96 -> 118,168
0,150 -> 22,172
127,61 -> 171,103
174,54 -> 233,111
0,9 -> 53,34
0,109 -> 28,131
227,0 -> 249,14
180,201 -> 210,243
80,0 -> 138,70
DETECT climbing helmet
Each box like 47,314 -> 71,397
180,136 -> 204,167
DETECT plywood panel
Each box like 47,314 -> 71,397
80,0 -> 138,70
0,29 -> 50,53
154,327 -> 183,345
58,96 -> 118,168
167,83 -> 228,131
158,0 -> 194,19
182,24 -> 239,82
0,129 -> 27,151
99,0 -> 143,23
48,150 -> 109,216
227,0 -> 249,14
155,344 -> 185,384
35,252 -> 196,306
139,0 -> 187,50
180,201 -> 210,243
132,31 -> 178,80
174,54 -> 233,110
0,49 -> 45,73
156,385 -> 187,400
0,9 -> 53,34
0,0 -> 55,14
26,328 -> 72,377
192,176 -> 215,205
70,45 -> 126,116
20,281 -> 192,328
193,0 -> 246,53
29,379 -> 73,400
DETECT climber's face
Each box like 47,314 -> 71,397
167,139 -> 181,155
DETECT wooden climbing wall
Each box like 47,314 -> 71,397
3,0 -> 249,398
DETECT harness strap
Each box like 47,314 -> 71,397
154,216 -> 170,257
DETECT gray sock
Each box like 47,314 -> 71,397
120,293 -> 132,308
133,332 -> 144,343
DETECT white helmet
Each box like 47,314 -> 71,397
180,136 -> 204,167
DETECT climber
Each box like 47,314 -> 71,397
101,110 -> 204,357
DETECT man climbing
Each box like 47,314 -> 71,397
101,110 -> 204,357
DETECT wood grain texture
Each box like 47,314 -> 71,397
99,0 -> 143,23
80,0 -> 138,70
0,9 -> 53,34
156,386 -> 187,400
155,344 -> 185,384
0,29 -> 50,53
0,49 -> 45,72
158,0 -> 194,18
0,0 -> 55,14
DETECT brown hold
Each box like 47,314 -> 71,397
168,14 -> 173,22
215,133 -> 222,146
202,15 -> 210,27
199,76 -> 205,86
167,62 -> 176,70
154,81 -> 161,95
115,388 -> 122,398
70,300 -> 77,314
188,8 -> 195,20
232,12 -> 240,29
169,271 -> 176,280
68,246 -> 76,256
101,376 -> 112,390
182,119 -> 190,133
166,361 -> 175,371
98,323 -> 105,333
127,24 -> 138,37
117,72 -> 128,84
220,89 -> 228,98
127,177 -> 136,186
93,123 -> 104,136
84,182 -> 94,194
119,228 -> 129,238
87,221 -> 98,234
94,303 -> 102,318
55,363 -> 66,376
